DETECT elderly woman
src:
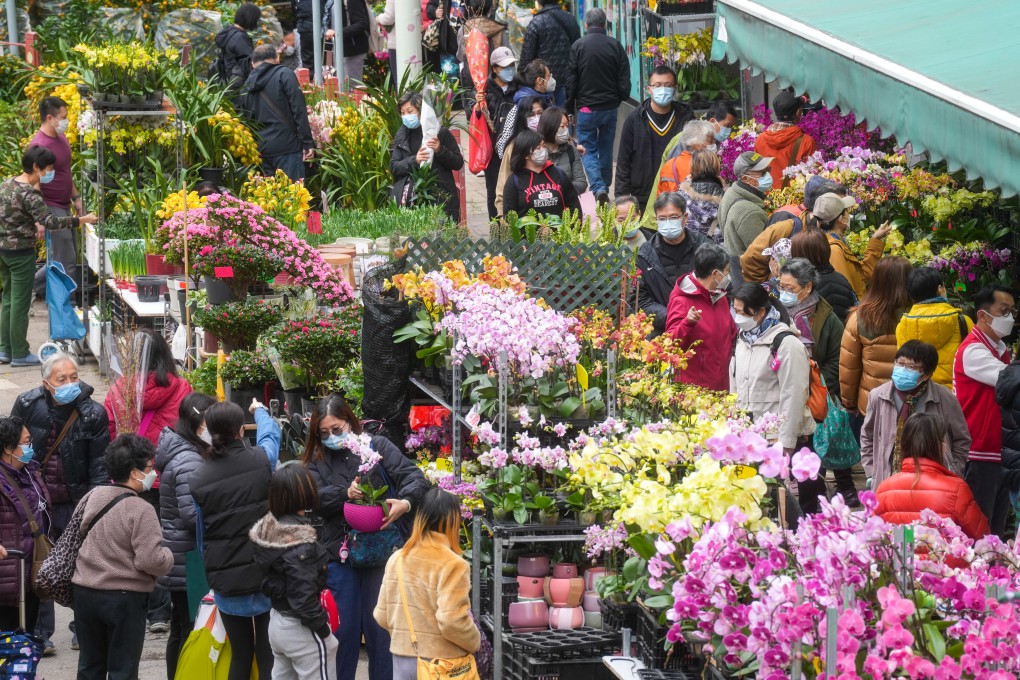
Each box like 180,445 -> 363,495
677,150 -> 725,243
643,119 -> 716,220
0,415 -> 49,633
0,146 -> 96,366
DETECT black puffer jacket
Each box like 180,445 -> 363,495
519,5 -> 580,82
305,435 -> 428,561
816,265 -> 856,324
635,229 -> 707,337
154,427 -> 204,591
324,0 -> 370,57
996,363 -> 1020,490
190,440 -> 272,596
251,513 -> 331,638
241,63 -> 314,159
566,26 -> 630,108
214,25 -> 254,88
11,383 -> 109,507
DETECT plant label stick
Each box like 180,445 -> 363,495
307,211 -> 322,234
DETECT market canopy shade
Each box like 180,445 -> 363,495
710,0 -> 1020,197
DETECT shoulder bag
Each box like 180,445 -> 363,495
770,331 -> 828,423
812,394 -> 861,470
342,462 -> 404,568
40,411 -> 77,470
34,491 -> 133,606
0,467 -> 52,596
396,554 -> 480,680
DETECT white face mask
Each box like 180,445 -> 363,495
198,427 -> 212,445
526,114 -> 540,131
55,118 -> 70,135
734,313 -> 757,332
135,469 -> 157,491
986,311 -> 1015,339
555,127 -> 570,144
531,147 -> 549,165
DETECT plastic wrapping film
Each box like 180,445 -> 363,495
251,5 -> 283,47
98,7 -> 145,42
155,9 -> 223,71
33,0 -> 69,20
0,10 -> 31,51
504,5 -> 532,58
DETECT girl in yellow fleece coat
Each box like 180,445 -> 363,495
895,267 -> 973,388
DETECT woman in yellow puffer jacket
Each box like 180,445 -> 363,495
895,267 -> 972,388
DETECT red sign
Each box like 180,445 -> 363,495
307,211 -> 322,234
214,266 -> 234,278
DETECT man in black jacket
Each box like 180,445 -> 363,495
291,0 -> 315,71
241,45 -> 315,182
483,47 -> 519,219
520,0 -> 579,107
567,8 -> 629,205
616,65 -> 694,210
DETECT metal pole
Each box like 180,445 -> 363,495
5,0 -> 18,58
470,512 -> 481,616
96,109 -> 107,376
331,0 -> 345,87
451,330 -> 462,482
394,0 -> 421,84
312,0 -> 323,84
498,351 -> 508,451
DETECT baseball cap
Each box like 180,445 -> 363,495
773,90 -> 804,121
812,193 -> 858,223
733,151 -> 773,179
490,47 -> 517,68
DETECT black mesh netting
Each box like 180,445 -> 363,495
360,259 -> 412,451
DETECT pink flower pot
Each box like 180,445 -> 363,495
517,576 -> 545,599
583,567 -> 610,591
553,563 -> 578,579
508,601 -> 549,631
517,554 -> 550,578
582,591 -> 601,613
343,502 -> 386,533
548,606 -> 584,630
547,577 -> 584,607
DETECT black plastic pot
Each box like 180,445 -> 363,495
205,278 -> 242,305
223,382 -> 262,423
198,167 -> 225,186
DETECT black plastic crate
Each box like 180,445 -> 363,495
481,574 -> 519,628
600,599 -> 640,633
635,606 -> 704,674
656,0 -> 713,15
638,670 -> 693,680
506,628 -> 618,660
505,647 -> 614,680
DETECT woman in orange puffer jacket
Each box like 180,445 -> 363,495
876,412 -> 988,539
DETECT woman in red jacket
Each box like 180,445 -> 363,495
876,412 -> 988,539
664,241 -> 736,392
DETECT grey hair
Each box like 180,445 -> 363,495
584,7 -> 606,27
678,119 -> 716,148
41,352 -> 78,380
653,191 -> 687,214
779,257 -> 818,290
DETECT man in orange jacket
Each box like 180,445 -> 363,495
754,90 -> 816,189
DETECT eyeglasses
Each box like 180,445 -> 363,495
319,424 -> 350,438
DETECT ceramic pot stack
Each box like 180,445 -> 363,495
508,554 -> 550,633
546,563 -> 584,630
581,567 -> 609,628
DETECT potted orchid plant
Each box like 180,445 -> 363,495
342,434 -> 390,533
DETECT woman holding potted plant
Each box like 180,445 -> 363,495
302,394 -> 428,680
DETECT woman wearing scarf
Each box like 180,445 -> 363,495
494,59 -> 555,159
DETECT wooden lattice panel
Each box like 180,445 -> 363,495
403,237 -> 634,313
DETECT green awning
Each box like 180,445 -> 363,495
710,0 -> 1020,197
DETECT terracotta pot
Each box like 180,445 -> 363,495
582,591 -> 601,613
548,606 -> 584,630
343,502 -> 385,532
553,563 -> 578,579
583,567 -> 609,591
546,577 -> 584,607
517,576 -> 544,599
517,554 -> 550,578
508,601 -> 548,630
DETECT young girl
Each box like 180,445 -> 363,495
251,463 -> 337,679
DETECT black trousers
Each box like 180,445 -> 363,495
0,587 -> 39,633
297,18 -> 314,71
220,610 -> 273,680
965,461 -> 1011,538
484,144 -> 502,220
73,585 -> 148,680
166,590 -> 194,679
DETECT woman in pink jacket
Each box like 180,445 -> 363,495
665,241 -> 736,391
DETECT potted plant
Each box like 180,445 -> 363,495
263,308 -> 362,395
221,350 -> 277,421
192,243 -> 284,304
191,298 -> 283,352
342,434 -> 390,532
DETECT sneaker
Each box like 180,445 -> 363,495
148,621 -> 170,634
11,354 -> 40,367
595,191 -> 610,206
70,634 -> 79,651
838,488 -> 862,509
0,353 -> 10,364
42,640 -> 55,657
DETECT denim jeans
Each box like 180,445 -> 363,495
576,107 -> 618,195
264,152 -> 306,183
553,84 -> 567,108
327,561 -> 392,680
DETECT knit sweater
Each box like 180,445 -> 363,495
374,533 -> 480,660
73,485 -> 173,592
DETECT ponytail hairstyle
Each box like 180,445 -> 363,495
201,401 -> 245,459
899,412 -> 946,489
302,394 -> 362,464
402,487 -> 462,555
175,392 -> 217,450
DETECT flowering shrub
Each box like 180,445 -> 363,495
155,189 -> 206,221
220,349 -> 277,388
241,169 -> 312,229
264,307 -> 362,391
930,241 -> 1011,287
796,106 -> 878,158
191,298 -> 283,351
192,243 -> 284,298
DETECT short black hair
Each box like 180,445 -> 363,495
649,65 -> 676,83
252,44 -> 278,64
105,434 -> 156,484
733,282 -> 774,317
174,392 -> 217,451
973,285 -> 1015,316
0,416 -> 25,454
268,463 -> 320,516
22,145 -> 56,174
520,59 -> 549,89
896,340 -> 939,376
509,129 -> 543,175
537,106 -> 566,145
234,2 -> 262,30
706,101 -> 737,122
194,181 -> 220,197
203,401 -> 245,459
906,267 -> 944,303
39,96 -> 67,122
397,90 -> 423,112
693,242 -> 729,279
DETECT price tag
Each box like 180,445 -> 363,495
214,266 -> 234,278
307,211 -> 322,234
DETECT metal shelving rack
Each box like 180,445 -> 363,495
82,104 -> 185,374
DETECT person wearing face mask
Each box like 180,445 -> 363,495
646,119 -> 717,219
0,146 -> 97,367
389,90 -> 464,223
494,60 -> 555,160
213,2 -> 261,89
635,192 -> 706,337
153,392 -> 217,678
896,267 -> 972,389
12,352 -> 108,654
519,0 -> 579,107
302,394 -> 428,680
190,400 -> 281,680
614,195 -> 646,250
494,96 -> 548,215
502,129 -> 582,220
811,192 -> 891,300
659,101 -> 739,167
30,97 -> 84,303
664,242 -> 736,391
719,151 -> 774,292
861,340 -> 971,490
482,47 -> 520,220
616,65 -> 695,210
753,89 -> 817,189
72,434 -> 173,680
278,29 -> 299,70
675,151 -> 725,243
0,415 -> 50,634
952,285 -> 1015,538
538,107 -> 587,194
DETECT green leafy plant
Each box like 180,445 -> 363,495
0,101 -> 41,177
264,307 -> 363,393
192,298 -> 284,351
220,349 -> 277,388
320,359 -> 364,415
191,244 -> 284,299
303,204 -> 457,246
182,358 -> 219,396
109,240 -> 146,282
103,211 -> 146,240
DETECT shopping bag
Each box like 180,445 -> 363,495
45,252 -> 86,341
467,107 -> 492,174
184,549 -> 210,621
175,600 -> 260,680
320,589 -> 340,633
813,395 -> 861,470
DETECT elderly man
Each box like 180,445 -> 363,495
11,352 -> 109,655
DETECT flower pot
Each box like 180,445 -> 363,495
508,601 -> 548,631
134,275 -> 166,303
546,577 -> 584,607
577,510 -> 598,526
516,576 -> 544,600
492,507 -> 509,522
198,167 -> 226,186
583,611 -> 603,629
552,563 -> 578,579
203,330 -> 219,353
582,591 -> 601,613
517,554 -> 550,578
282,389 -> 307,417
146,253 -> 184,277
301,395 -> 318,416
548,606 -> 584,630
344,502 -> 386,533
539,509 -> 560,526
205,277 -> 242,305
224,382 -> 262,423
583,567 -> 609,592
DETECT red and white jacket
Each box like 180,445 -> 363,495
953,327 -> 1011,463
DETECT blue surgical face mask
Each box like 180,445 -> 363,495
651,86 -> 675,107
321,433 -> 346,450
757,174 -> 774,192
51,381 -> 80,405
657,218 -> 684,241
402,114 -> 420,129
779,289 -> 801,307
622,227 -> 639,239
498,66 -> 516,83
16,444 -> 33,465
891,365 -> 922,392
40,170 -> 56,184
714,126 -> 731,142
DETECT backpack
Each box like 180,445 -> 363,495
769,331 -> 828,423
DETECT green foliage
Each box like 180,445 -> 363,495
103,211 -> 145,240
220,349 -> 277,388
0,56 -> 29,104
319,359 -> 364,416
35,2 -> 103,66
183,358 -> 219,396
303,204 -> 457,246
0,101 -> 37,177
192,298 -> 284,351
